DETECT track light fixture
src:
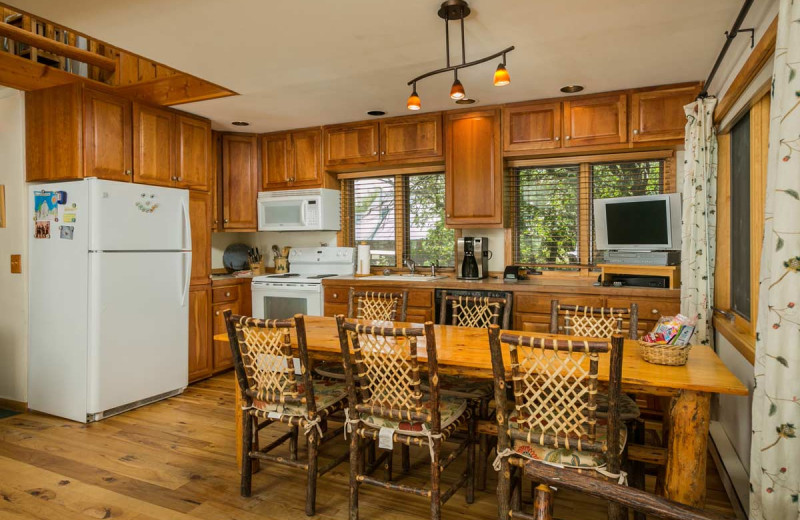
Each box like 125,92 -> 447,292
406,0 -> 514,110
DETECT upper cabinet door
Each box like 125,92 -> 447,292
83,89 -> 132,182
188,191 -> 211,285
379,113 -> 443,161
290,129 -> 323,185
445,109 -> 503,227
261,133 -> 291,189
133,103 -> 176,187
563,94 -> 627,147
222,134 -> 259,230
630,85 -> 700,143
502,101 -> 562,152
323,122 -> 379,166
176,115 -> 211,191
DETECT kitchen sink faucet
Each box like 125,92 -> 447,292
405,257 -> 416,274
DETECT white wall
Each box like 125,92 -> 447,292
0,88 -> 27,403
211,230 -> 337,269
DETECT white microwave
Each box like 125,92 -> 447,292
257,188 -> 341,231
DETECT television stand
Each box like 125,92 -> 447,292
600,264 -> 680,289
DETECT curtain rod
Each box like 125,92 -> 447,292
699,0 -> 755,99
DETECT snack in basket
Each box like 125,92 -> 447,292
642,314 -> 696,346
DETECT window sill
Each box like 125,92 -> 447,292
713,316 -> 755,364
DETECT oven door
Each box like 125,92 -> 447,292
258,197 -> 308,231
251,282 -> 322,319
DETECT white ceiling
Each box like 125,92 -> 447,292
18,0 -> 758,132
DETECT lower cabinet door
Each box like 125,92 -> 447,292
189,285 -> 213,382
212,300 -> 240,372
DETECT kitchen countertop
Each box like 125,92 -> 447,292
323,275 -> 680,298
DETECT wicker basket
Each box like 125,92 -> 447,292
638,341 -> 692,366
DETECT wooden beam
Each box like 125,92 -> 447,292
0,21 -> 116,71
0,50 -> 78,90
506,149 -> 673,168
115,73 -> 236,106
714,16 -> 778,123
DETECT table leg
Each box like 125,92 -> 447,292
235,383 -> 243,471
662,390 -> 711,507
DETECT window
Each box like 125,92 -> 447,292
342,172 -> 455,268
510,157 -> 668,268
730,112 -> 751,320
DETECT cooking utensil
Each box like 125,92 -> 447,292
272,245 -> 280,259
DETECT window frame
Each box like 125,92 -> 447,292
714,92 -> 770,363
505,150 -> 676,276
339,168 -> 456,271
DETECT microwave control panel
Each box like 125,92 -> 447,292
304,200 -> 319,226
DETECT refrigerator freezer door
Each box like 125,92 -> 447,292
88,179 -> 191,252
87,251 -> 190,415
28,181 -> 90,422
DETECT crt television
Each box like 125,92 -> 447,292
594,193 -> 682,251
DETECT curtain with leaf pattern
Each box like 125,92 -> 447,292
749,1 -> 800,518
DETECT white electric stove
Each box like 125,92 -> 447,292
251,247 -> 355,319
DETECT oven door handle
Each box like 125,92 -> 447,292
252,284 -> 321,294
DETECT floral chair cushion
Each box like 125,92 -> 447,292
314,361 -> 347,380
420,374 -> 493,400
253,379 -> 347,417
507,409 -> 628,469
359,395 -> 468,436
595,392 -> 641,422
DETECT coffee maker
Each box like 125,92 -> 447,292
457,237 -> 490,279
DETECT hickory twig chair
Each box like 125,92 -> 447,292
336,316 -> 475,520
488,326 -> 629,520
431,291 -> 512,490
225,311 -> 349,516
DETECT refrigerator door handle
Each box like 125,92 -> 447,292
181,252 -> 191,307
181,196 -> 192,251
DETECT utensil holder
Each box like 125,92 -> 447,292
274,257 -> 289,274
250,260 -> 265,276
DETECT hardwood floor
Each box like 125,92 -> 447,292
0,372 -> 735,520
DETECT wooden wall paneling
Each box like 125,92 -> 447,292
379,112 -> 443,161
749,94 -> 770,331
189,191 -> 212,286
82,88 -> 132,181
25,83 -> 83,181
221,134 -> 259,230
177,115 -> 211,191
188,284 -> 213,382
132,103 -> 175,187
502,101 -> 562,152
563,94 -> 627,147
715,133 -> 732,313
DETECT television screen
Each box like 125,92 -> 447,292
605,200 -> 669,245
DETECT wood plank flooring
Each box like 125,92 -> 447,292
0,372 -> 735,520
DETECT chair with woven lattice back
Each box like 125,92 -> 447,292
336,315 -> 475,520
488,326 -> 629,520
427,291 -> 512,491
224,311 -> 349,516
315,288 -> 408,381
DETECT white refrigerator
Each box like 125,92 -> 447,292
28,179 -> 191,422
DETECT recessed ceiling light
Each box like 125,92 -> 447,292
231,121 -> 250,126
367,110 -> 386,116
560,85 -> 584,94
455,98 -> 477,105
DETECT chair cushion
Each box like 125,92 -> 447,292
359,395 -> 468,436
507,409 -> 628,469
314,361 -> 347,380
421,374 -> 493,399
595,392 -> 640,421
252,379 -> 347,417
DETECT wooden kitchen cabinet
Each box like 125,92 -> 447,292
261,128 -> 327,190
630,85 -> 700,143
323,284 -> 434,322
323,121 -> 379,166
380,112 -> 443,162
221,134 -> 259,230
563,94 -> 627,147
445,109 -> 503,227
210,278 -> 252,373
502,101 -> 562,152
133,103 -> 176,187
211,300 -> 239,372
83,88 -> 133,182
177,115 -> 211,191
188,285 -> 213,382
189,191 -> 212,285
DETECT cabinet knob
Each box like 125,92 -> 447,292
123,170 -> 131,176
565,135 -> 571,140
177,176 -> 183,181
333,293 -> 338,299
651,309 -> 659,315
214,219 -> 218,224
554,137 -> 560,141
225,291 -> 231,297
224,219 -> 229,224
215,311 -> 220,316
373,151 -> 378,155
381,151 -> 385,155
446,214 -> 451,218
633,129 -> 639,135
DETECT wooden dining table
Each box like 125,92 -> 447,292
213,315 -> 747,509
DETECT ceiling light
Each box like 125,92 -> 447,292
560,85 -> 584,94
406,0 -> 514,109
455,98 -> 477,105
450,73 -> 466,100
231,121 -> 250,126
407,85 -> 421,111
367,110 -> 386,116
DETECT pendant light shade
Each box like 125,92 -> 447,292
450,77 -> 466,100
407,86 -> 421,111
493,63 -> 510,86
